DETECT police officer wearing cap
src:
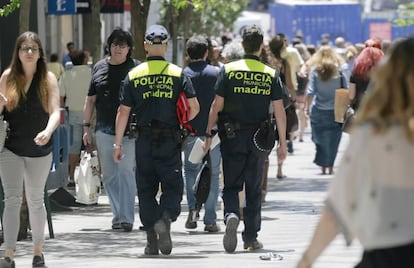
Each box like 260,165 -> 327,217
113,25 -> 199,256
204,25 -> 287,253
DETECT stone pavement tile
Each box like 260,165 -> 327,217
1,131 -> 362,267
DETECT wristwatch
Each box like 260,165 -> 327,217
113,143 -> 122,149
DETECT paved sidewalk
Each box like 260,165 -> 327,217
1,130 -> 362,267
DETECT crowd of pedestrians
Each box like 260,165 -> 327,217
0,23 -> 413,268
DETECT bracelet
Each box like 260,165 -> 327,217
113,143 -> 123,149
83,123 -> 91,127
205,132 -> 213,138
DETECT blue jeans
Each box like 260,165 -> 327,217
96,131 -> 136,225
183,136 -> 221,225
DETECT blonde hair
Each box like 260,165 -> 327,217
356,37 -> 414,142
307,45 -> 344,81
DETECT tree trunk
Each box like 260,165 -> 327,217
164,4 -> 177,64
83,0 -> 102,64
180,6 -> 192,65
18,0 -> 31,34
130,0 -> 150,62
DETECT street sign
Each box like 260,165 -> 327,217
77,0 -> 91,13
47,0 -> 76,15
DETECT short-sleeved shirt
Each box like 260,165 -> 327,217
120,56 -> 196,127
59,65 -> 92,112
215,55 -> 282,124
307,67 -> 348,111
88,57 -> 137,135
183,61 -> 218,136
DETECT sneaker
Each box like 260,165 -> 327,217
111,223 -> 122,230
154,218 -> 172,255
32,254 -> 45,267
144,228 -> 159,255
121,222 -> 133,232
204,223 -> 220,233
0,257 -> 15,268
243,239 -> 263,251
185,210 -> 197,229
223,213 -> 239,253
287,141 -> 294,153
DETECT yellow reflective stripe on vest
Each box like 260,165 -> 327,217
128,60 -> 182,81
225,59 -> 275,77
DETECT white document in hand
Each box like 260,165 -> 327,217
188,135 -> 220,164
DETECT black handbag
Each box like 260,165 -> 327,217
286,102 -> 299,133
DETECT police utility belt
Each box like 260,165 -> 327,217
217,114 -> 261,139
136,120 -> 182,144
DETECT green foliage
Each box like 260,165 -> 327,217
392,3 -> 414,27
162,0 -> 249,36
0,0 -> 21,16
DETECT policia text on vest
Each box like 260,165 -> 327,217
230,71 -> 272,96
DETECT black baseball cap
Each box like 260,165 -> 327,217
145,25 -> 169,45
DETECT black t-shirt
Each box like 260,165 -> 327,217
350,74 -> 370,110
88,57 -> 137,135
183,61 -> 218,136
120,56 -> 196,127
4,77 -> 52,157
215,55 -> 282,124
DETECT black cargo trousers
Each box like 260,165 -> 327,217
135,126 -> 183,230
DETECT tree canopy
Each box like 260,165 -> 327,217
162,0 -> 249,37
392,2 -> 414,27
0,0 -> 20,16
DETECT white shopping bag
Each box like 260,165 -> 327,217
74,150 -> 101,205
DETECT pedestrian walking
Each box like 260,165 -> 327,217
113,24 -> 199,255
62,41 -> 75,69
305,46 -> 347,175
59,50 -> 92,186
0,31 -> 61,268
204,25 -> 287,253
298,37 -> 414,268
348,46 -> 384,111
83,28 -> 138,232
268,34 -> 296,179
182,35 -> 221,233
47,53 -> 64,80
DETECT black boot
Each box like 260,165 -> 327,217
144,228 -> 159,255
185,209 -> 197,229
154,217 -> 172,255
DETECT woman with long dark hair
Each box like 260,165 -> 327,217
0,31 -> 60,267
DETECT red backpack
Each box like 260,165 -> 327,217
176,92 -> 195,136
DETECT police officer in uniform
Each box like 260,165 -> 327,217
204,25 -> 287,253
113,25 -> 199,255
